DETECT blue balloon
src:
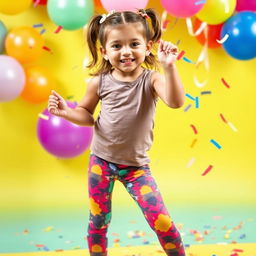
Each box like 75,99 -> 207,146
221,11 -> 256,60
0,20 -> 7,53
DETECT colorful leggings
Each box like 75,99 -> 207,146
87,154 -> 186,256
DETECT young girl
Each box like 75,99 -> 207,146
48,8 -> 186,256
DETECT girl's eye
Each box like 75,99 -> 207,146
131,42 -> 140,47
112,44 -> 121,49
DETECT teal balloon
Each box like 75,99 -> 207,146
47,0 -> 94,30
0,21 -> 7,53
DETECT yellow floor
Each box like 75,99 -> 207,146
1,244 -> 255,256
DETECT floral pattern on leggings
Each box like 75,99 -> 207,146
87,154 -> 186,256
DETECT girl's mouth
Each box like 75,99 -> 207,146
120,58 -> 135,63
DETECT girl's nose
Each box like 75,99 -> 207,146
122,46 -> 132,56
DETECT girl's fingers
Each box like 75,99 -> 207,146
52,90 -> 64,101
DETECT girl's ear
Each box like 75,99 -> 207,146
100,46 -> 108,60
146,40 -> 153,56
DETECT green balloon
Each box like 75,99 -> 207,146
0,20 -> 7,53
47,0 -> 94,30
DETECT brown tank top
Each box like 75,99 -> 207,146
90,69 -> 157,166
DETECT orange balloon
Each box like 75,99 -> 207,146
0,0 -> 32,15
21,66 -> 55,103
94,0 -> 103,8
5,26 -> 44,63
194,18 -> 223,48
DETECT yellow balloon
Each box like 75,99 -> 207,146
196,0 -> 236,25
0,0 -> 32,15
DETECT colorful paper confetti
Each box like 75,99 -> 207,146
210,139 -> 222,149
221,78 -> 230,88
202,165 -> 213,176
190,124 -> 198,134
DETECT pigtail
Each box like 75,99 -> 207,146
86,15 -> 102,69
144,8 -> 162,43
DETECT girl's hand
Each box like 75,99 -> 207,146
157,40 -> 178,68
48,90 -> 69,117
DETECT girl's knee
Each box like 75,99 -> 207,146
89,212 -> 111,230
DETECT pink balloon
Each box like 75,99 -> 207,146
236,0 -> 256,11
0,55 -> 25,102
100,0 -> 148,11
160,0 -> 205,18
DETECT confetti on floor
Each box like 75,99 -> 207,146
1,243 -> 256,256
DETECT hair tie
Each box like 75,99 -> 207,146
137,10 -> 148,19
99,10 -> 115,24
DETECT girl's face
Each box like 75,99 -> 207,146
101,23 -> 152,76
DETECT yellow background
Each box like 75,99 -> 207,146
0,0 -> 255,216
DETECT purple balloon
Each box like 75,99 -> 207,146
37,101 -> 93,158
0,55 -> 25,102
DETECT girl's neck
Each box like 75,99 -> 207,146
111,66 -> 144,82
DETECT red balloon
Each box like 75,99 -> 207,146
33,0 -> 47,5
194,18 -> 224,48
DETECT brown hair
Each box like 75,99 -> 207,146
86,8 -> 162,76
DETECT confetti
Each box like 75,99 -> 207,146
220,113 -> 228,123
183,56 -> 195,64
42,46 -> 53,54
176,39 -> 181,45
186,157 -> 196,168
54,25 -> 63,34
190,138 -> 198,148
228,122 -> 238,132
184,104 -> 192,112
185,93 -> 196,101
35,244 -> 45,248
210,139 -> 222,149
201,165 -> 213,176
40,29 -> 46,35
190,124 -> 198,134
162,19 -> 170,30
43,226 -> 54,232
33,23 -> 43,28
195,97 -> 199,108
221,78 -> 230,88
201,91 -> 211,95
216,33 -> 229,44
38,113 -> 49,120
177,50 -> 185,60
232,249 -> 244,253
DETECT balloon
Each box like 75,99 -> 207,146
37,102 -> 93,158
47,0 -> 94,30
0,0 -> 32,15
194,18 -> 223,48
100,0 -> 148,12
236,0 -> 256,12
0,55 -> 25,102
0,20 -> 7,53
221,11 -> 256,60
33,0 -> 47,5
196,0 -> 236,25
94,0 -> 103,8
160,0 -> 204,18
20,66 -> 55,103
5,26 -> 44,64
